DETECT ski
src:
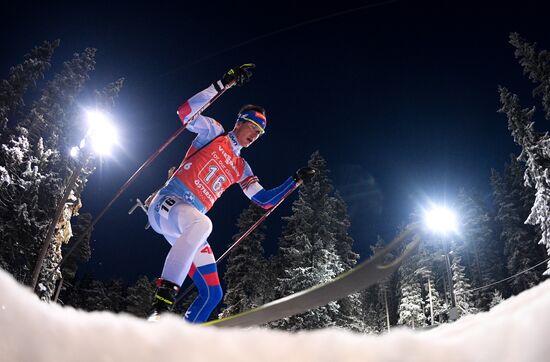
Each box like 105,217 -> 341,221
203,223 -> 421,328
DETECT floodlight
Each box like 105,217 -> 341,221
424,206 -> 458,234
85,110 -> 118,155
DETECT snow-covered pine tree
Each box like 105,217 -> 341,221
423,274 -> 446,325
58,273 -> 89,309
81,279 -> 112,311
20,48 -> 96,147
36,79 -> 124,299
332,192 -> 360,271
360,236 -> 397,333
450,254 -> 477,317
499,33 -> 550,274
360,285 -> 385,334
397,270 -> 425,329
0,40 -> 59,134
63,274 -> 111,312
105,278 -> 128,313
0,43 -> 61,278
66,276 -> 130,313
0,45 -> 98,293
489,289 -> 504,309
220,203 -> 270,319
397,237 -> 425,329
329,192 -> 363,332
29,48 -> 98,298
0,41 -> 123,300
416,243 -> 446,325
126,276 -> 155,318
491,157 -> 546,294
271,151 -> 342,331
455,188 -> 501,310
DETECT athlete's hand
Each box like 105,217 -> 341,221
294,167 -> 316,184
222,64 -> 255,87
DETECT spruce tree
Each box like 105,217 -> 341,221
499,33 -> 550,274
491,158 -> 545,294
423,274 -> 446,325
0,40 -> 59,133
455,188 -> 501,310
360,285 -> 383,333
505,158 -> 546,287
64,274 -> 110,312
0,45 -> 97,289
330,192 -> 363,331
489,289 -> 504,309
396,237 -> 427,329
451,255 -> 477,317
360,237 -> 396,333
397,276 -> 425,329
20,48 -> 96,147
332,192 -> 360,270
271,151 -> 342,331
36,79 -> 124,299
105,279 -> 127,313
0,133 -> 56,281
82,279 -> 111,311
220,203 -> 270,318
126,276 -> 155,318
0,41 -> 123,300
416,244 -> 446,325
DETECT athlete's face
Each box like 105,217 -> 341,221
234,121 -> 263,147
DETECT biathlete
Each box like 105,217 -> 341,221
146,64 -> 315,322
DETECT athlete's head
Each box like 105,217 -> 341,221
233,104 -> 266,148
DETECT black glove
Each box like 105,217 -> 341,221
293,167 -> 316,184
222,63 -> 255,86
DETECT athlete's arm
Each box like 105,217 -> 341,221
176,82 -> 225,147
238,163 -> 297,209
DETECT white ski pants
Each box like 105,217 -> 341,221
147,194 -> 213,286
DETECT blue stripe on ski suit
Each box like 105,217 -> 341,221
251,176 -> 296,209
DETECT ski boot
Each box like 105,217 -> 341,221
147,278 -> 180,322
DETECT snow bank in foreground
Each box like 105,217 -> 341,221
0,269 -> 549,362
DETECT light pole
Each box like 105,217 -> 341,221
442,236 -> 457,314
424,205 -> 459,321
30,110 -> 117,293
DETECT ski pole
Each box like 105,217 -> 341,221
48,81 -> 236,281
176,180 -> 302,304
217,181 -> 302,263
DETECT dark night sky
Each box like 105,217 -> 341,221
2,0 -> 550,283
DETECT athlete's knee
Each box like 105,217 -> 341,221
196,284 -> 222,305
170,203 -> 212,236
195,213 -> 213,236
185,212 -> 212,243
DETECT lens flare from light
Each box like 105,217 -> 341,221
70,146 -> 79,158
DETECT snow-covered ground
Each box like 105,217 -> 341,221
0,269 -> 549,362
